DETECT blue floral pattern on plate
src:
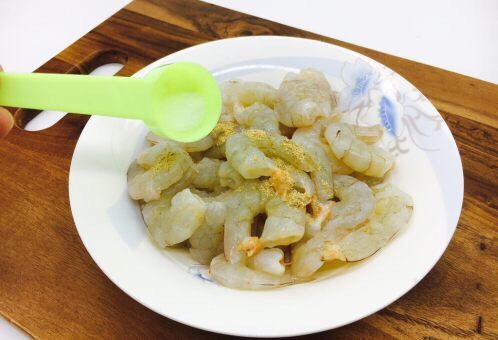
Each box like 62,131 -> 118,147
337,58 -> 443,155
379,96 -> 397,136
339,59 -> 380,113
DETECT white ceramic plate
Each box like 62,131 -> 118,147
69,36 -> 463,337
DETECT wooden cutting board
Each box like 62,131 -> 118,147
1,0 -> 497,338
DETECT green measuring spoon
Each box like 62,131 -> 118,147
0,62 -> 221,142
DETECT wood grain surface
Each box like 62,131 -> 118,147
1,0 -> 497,338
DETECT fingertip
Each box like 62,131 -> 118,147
0,107 -> 14,138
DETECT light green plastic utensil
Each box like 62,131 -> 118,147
0,62 -> 221,142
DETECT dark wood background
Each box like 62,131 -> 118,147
0,0 -> 496,338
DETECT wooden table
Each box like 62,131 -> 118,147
1,0 -> 497,338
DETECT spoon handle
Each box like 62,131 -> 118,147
0,72 -> 151,120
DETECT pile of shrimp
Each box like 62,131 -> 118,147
127,69 -> 413,290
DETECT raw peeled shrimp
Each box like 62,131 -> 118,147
210,254 -> 292,290
202,145 -> 226,160
142,188 -> 206,247
146,131 -> 214,152
191,157 -> 222,191
326,175 -> 375,230
286,165 -> 315,198
260,197 -> 306,247
275,69 -> 336,127
221,80 -> 278,119
218,161 -> 244,189
322,137 -> 355,175
305,200 -> 334,238
330,183 -> 413,261
204,120 -> 238,160
140,170 -> 195,234
210,121 -> 241,147
292,121 -> 335,201
270,158 -> 315,199
291,175 -> 375,277
235,102 -> 280,134
346,124 -> 384,144
128,143 -> 194,202
325,123 -> 394,177
189,201 -> 227,264
329,153 -> 354,175
225,133 -> 277,179
247,248 -> 285,276
244,129 -> 316,172
127,160 -> 143,184
292,179 -> 410,278
223,183 -> 265,263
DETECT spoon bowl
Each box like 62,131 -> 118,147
145,63 -> 222,142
